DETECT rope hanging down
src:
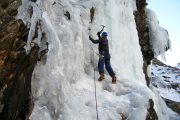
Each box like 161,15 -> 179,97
91,45 -> 99,120
89,27 -> 99,120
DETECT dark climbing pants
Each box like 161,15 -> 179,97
98,52 -> 115,77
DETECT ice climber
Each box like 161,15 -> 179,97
89,31 -> 117,84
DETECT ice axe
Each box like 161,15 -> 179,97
97,25 -> 105,36
101,25 -> 105,28
99,25 -> 105,33
88,25 -> 105,35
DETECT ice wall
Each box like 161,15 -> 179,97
146,8 -> 171,61
17,0 -> 179,120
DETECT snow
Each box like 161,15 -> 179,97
150,85 -> 179,120
152,64 -> 180,84
17,0 -> 179,120
146,8 -> 171,61
151,62 -> 180,102
176,63 -> 180,69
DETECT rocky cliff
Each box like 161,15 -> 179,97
134,0 -> 154,87
134,1 -> 158,119
0,0 -> 38,119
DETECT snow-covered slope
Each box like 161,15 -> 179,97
151,59 -> 180,102
176,63 -> 180,69
17,0 -> 179,120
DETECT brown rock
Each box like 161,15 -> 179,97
163,98 -> 180,114
0,0 -> 39,119
146,99 -> 158,120
134,0 -> 154,86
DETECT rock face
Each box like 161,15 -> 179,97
146,99 -> 158,120
163,98 -> 180,115
134,0 -> 158,119
0,0 -> 39,119
134,0 -> 154,86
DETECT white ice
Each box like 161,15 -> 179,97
146,8 -> 171,61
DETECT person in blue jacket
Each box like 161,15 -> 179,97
89,31 -> 116,84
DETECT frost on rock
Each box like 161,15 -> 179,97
146,8 -> 171,61
17,0 -> 45,54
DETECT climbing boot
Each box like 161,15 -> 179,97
112,75 -> 116,84
98,73 -> 105,81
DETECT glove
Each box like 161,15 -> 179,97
97,32 -> 101,36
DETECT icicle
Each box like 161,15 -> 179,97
17,0 -> 43,54
146,8 -> 171,61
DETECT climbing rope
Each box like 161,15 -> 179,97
90,45 -> 99,120
87,2 -> 104,117
88,26 -> 99,119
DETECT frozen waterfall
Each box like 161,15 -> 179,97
17,0 -> 179,120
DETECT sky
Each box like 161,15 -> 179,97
147,0 -> 180,66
